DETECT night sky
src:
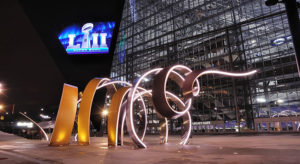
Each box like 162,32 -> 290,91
0,0 -> 124,123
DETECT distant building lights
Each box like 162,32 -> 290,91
17,122 -> 33,128
277,99 -> 284,103
40,114 -> 51,119
256,98 -> 266,103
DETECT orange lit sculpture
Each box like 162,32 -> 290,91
49,65 -> 257,148
49,84 -> 78,146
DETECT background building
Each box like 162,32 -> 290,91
110,0 -> 300,134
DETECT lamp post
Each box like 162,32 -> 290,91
0,84 -> 6,122
102,109 -> 108,134
0,105 -> 4,121
0,83 -> 3,94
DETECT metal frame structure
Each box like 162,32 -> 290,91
110,0 -> 300,133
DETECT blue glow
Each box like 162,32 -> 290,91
258,105 -> 300,117
270,35 -> 292,46
66,47 -> 109,54
129,0 -> 137,22
118,34 -> 126,63
58,22 -> 115,55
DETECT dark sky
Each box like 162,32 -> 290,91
0,0 -> 124,118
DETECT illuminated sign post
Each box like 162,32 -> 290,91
58,22 -> 115,55
49,65 -> 257,148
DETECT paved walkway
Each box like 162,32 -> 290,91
0,131 -> 300,164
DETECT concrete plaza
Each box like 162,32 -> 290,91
0,131 -> 299,164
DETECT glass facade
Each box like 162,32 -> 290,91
110,0 -> 300,133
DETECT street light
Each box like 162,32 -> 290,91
0,83 -> 3,93
0,105 -> 3,110
101,109 -> 109,134
102,109 -> 108,116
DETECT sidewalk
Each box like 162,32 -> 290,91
0,131 -> 300,164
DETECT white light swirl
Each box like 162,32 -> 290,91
199,69 -> 257,77
127,68 -> 163,148
163,65 -> 194,117
19,112 -> 49,141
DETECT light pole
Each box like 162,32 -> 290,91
0,105 -> 4,121
0,84 -> 5,122
0,83 -> 3,94
102,109 -> 108,134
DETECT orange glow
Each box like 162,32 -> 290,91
49,84 -> 78,146
78,134 -> 88,145
78,78 -> 107,145
107,87 -> 130,146
57,132 -> 66,142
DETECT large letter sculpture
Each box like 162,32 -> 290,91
50,84 -> 78,146
50,65 -> 257,148
77,78 -> 112,145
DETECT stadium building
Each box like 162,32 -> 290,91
109,0 -> 300,134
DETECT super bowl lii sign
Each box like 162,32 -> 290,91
58,22 -> 115,55
49,65 -> 257,148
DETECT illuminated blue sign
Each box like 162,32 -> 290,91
270,35 -> 292,46
58,22 -> 115,55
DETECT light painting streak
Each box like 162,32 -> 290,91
19,112 -> 49,141
152,65 -> 193,119
51,65 -> 257,148
126,68 -> 163,148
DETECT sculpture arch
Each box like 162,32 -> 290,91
49,65 -> 257,148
